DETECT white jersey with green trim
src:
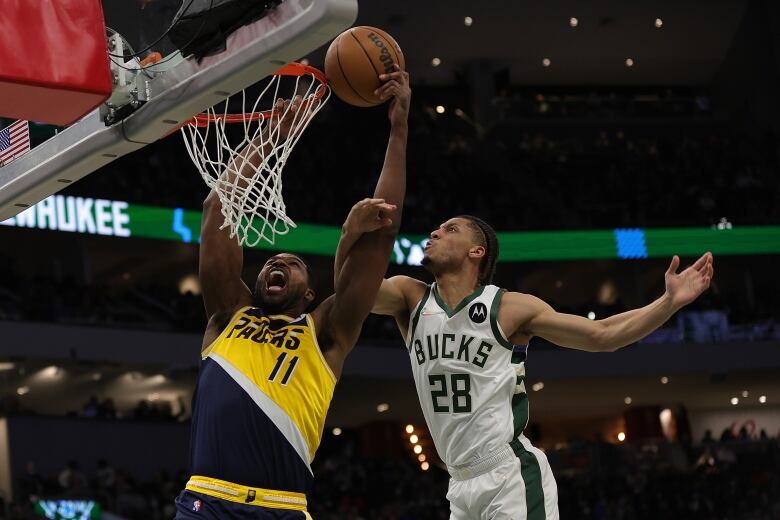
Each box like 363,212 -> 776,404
406,283 -> 529,467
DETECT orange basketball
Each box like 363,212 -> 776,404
324,26 -> 405,107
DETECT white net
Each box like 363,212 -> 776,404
181,64 -> 330,247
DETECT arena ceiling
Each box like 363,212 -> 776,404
309,0 -> 750,85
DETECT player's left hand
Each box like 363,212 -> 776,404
343,198 -> 398,235
664,252 -> 714,309
375,64 -> 411,127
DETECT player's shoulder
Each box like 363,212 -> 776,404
390,275 -> 429,307
388,275 -> 428,293
498,290 -> 549,312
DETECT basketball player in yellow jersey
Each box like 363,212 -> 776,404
373,216 -> 714,520
174,67 -> 411,520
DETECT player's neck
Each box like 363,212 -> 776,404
434,271 -> 481,309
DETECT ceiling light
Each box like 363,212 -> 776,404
332,427 -> 342,436
624,396 -> 632,405
418,454 -> 426,462
299,58 -> 310,65
41,366 -> 62,378
661,376 -> 669,385
376,403 -> 389,413
17,386 -> 29,396
405,424 -> 414,434
464,16 -> 473,27
409,434 -> 419,444
655,18 -> 663,28
617,432 -> 626,442
741,390 -> 749,398
625,58 -> 635,67
0,362 -> 15,371
730,397 -> 739,406
531,382 -> 544,392
431,57 -> 441,67
542,58 -> 551,67
759,395 -> 767,404
413,445 -> 422,454
421,462 -> 430,470
569,17 -> 579,27
435,105 -> 445,114
587,311 -> 596,320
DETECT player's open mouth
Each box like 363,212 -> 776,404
267,269 -> 287,294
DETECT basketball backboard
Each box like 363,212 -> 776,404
0,0 -> 357,221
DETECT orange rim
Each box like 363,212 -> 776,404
187,63 -> 328,128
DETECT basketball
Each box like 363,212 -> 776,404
324,26 -> 405,107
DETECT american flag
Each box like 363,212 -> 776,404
0,120 -> 30,166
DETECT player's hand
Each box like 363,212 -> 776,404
664,252 -> 714,309
375,64 -> 411,127
343,198 -> 398,235
271,95 -> 304,139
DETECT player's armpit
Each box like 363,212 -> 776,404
372,276 -> 427,318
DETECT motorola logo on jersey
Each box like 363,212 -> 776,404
469,302 -> 488,323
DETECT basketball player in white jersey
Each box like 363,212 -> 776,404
372,215 -> 714,520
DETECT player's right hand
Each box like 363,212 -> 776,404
272,95 -> 303,139
376,64 -> 411,127
343,198 -> 397,236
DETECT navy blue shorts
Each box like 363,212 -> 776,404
174,490 -> 309,520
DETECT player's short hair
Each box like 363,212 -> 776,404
457,215 -> 499,286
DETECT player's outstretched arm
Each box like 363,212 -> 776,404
200,192 -> 253,326
503,252 -> 714,352
319,67 -> 411,376
200,99 -> 300,342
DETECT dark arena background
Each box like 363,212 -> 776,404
1,1 -> 780,519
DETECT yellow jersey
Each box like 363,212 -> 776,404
189,306 -> 336,493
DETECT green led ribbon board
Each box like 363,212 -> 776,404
34,499 -> 101,520
2,196 -> 778,264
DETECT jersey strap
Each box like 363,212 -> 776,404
406,285 -> 432,351
489,287 -> 513,350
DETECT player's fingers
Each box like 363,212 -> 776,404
375,81 -> 400,95
375,203 -> 397,212
691,252 -> 710,271
666,255 -> 680,275
359,198 -> 386,207
379,70 -> 404,82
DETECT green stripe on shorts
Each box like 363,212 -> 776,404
510,439 -> 546,520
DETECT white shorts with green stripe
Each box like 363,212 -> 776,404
446,435 -> 559,520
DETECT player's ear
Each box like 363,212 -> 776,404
468,245 -> 486,260
304,287 -> 316,305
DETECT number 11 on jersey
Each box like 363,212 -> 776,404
269,352 -> 299,386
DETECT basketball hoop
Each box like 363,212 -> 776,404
181,63 -> 329,246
